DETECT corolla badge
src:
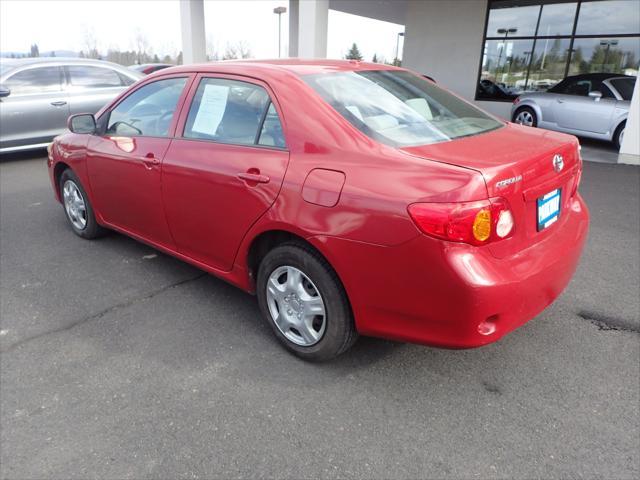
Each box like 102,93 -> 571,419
553,154 -> 564,173
495,174 -> 522,189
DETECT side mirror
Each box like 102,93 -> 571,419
68,113 -> 96,134
0,86 -> 10,98
588,90 -> 603,101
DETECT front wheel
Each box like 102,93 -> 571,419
256,243 -> 357,361
59,169 -> 106,239
614,121 -> 626,150
513,107 -> 537,128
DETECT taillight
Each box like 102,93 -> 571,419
408,198 -> 515,246
513,97 -> 520,105
571,145 -> 583,197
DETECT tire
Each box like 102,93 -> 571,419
513,107 -> 538,128
256,242 -> 357,361
59,169 -> 106,239
613,121 -> 626,150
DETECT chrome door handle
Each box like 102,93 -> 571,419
557,99 -> 564,103
51,101 -> 67,107
237,171 -> 270,184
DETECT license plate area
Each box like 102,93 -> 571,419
537,188 -> 561,231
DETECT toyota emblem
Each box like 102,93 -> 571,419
553,154 -> 564,173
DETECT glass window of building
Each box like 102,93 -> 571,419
477,0 -> 640,101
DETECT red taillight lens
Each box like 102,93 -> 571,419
513,97 -> 520,105
408,198 -> 515,246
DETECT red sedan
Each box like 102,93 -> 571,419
47,60 -> 589,360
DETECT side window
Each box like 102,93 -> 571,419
184,78 -> 283,147
567,80 -> 592,96
258,103 -> 285,148
68,65 -> 124,89
4,67 -> 62,95
106,77 -> 187,137
600,84 -> 616,99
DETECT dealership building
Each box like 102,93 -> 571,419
180,0 -> 640,162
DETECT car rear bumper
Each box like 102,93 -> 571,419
313,194 -> 589,348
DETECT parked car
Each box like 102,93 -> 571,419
0,57 -> 142,153
129,63 -> 173,75
477,79 -> 518,101
47,60 -> 588,360
512,73 -> 636,149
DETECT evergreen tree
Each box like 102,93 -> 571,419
372,53 -> 378,63
345,43 -> 363,61
29,43 -> 39,57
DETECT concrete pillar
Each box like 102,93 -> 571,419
297,0 -> 328,58
289,0 -> 299,57
180,0 -> 207,64
619,76 -> 640,165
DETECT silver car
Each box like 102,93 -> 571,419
511,73 -> 636,149
0,58 -> 142,153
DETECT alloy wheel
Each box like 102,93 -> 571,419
515,110 -> 534,126
62,180 -> 87,230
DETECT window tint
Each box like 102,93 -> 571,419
106,77 -> 187,137
68,65 -> 124,89
609,77 -> 636,100
568,37 -> 640,76
537,2 -> 577,36
258,103 -> 285,148
600,84 -> 616,98
4,67 -> 62,94
576,0 -> 640,35
184,78 -> 274,146
486,5 -> 540,37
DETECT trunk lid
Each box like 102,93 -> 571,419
401,123 -> 582,257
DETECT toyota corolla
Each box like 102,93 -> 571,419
47,60 -> 589,360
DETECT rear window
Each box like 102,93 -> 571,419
304,70 -> 503,147
609,78 -> 636,101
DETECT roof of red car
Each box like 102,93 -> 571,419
161,58 -> 400,77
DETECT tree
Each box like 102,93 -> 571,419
29,44 -> 39,57
391,57 -> 401,66
372,53 -> 378,63
223,41 -> 252,60
345,43 -> 363,61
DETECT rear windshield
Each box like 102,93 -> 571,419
610,78 -> 636,101
304,70 -> 503,147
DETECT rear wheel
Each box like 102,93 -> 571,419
513,107 -> 537,128
59,169 -> 106,239
614,121 -> 626,150
256,242 -> 357,361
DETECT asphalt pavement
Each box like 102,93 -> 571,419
0,152 -> 638,479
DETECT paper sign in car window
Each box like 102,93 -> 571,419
191,84 -> 229,136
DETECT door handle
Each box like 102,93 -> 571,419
51,101 -> 67,107
557,99 -> 564,103
237,170 -> 270,185
141,152 -> 160,169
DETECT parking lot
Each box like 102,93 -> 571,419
0,151 -> 638,479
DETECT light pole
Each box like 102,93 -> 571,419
395,32 -> 404,65
496,28 -> 517,78
600,39 -> 619,72
273,6 -> 287,58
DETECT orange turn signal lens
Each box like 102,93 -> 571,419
472,209 -> 491,242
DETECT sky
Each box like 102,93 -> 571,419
0,0 -> 405,61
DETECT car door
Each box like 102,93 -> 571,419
86,75 -> 191,248
65,64 -> 137,117
0,65 -> 68,149
162,74 -> 289,271
552,79 -> 616,134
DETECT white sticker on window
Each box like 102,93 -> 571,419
191,84 -> 229,136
